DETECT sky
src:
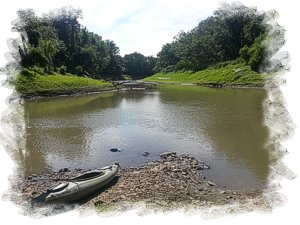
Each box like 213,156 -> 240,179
0,0 -> 221,57
1,0 -> 300,224
0,0 -> 289,58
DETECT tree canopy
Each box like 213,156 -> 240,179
155,3 -> 283,73
12,6 -> 155,80
11,3 -> 283,81
123,52 -> 157,80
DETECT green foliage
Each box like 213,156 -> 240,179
123,52 -> 157,79
11,2 -> 283,92
154,43 -> 179,72
58,65 -> 67,74
154,3 -> 282,74
144,63 -> 268,86
240,34 -> 266,72
12,7 -> 123,80
14,69 -> 112,97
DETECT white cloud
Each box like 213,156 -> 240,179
0,0 -> 220,57
0,0 -> 290,60
81,0 -> 219,56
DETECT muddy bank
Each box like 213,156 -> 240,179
10,152 -> 267,211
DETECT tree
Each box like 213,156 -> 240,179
240,34 -> 266,72
154,2 -> 269,73
155,43 -> 179,72
123,52 -> 157,79
102,40 -> 123,79
13,6 -> 124,80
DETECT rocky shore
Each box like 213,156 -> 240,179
10,152 -> 266,212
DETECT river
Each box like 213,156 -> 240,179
19,86 -> 269,189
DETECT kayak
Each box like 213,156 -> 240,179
33,163 -> 120,203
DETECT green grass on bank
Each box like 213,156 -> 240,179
144,63 -> 270,86
14,69 -> 113,97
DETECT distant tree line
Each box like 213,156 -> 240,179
123,52 -> 157,80
12,6 -> 157,80
11,3 -> 284,80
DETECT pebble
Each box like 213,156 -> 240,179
59,168 -> 70,172
159,152 -> 176,158
207,181 -> 216,186
142,151 -> 150,156
110,148 -> 120,152
9,153 -> 262,211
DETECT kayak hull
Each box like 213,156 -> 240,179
34,164 -> 119,203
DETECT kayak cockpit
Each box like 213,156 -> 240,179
47,183 -> 69,193
73,171 -> 105,181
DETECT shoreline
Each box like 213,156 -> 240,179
21,87 -> 118,100
154,81 -> 267,89
9,87 -> 118,102
9,152 -> 269,213
13,82 -> 270,101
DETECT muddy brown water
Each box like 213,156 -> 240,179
17,86 -> 269,189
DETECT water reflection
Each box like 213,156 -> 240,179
21,87 -> 269,189
158,86 -> 269,188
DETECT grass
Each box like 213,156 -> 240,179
13,69 -> 113,98
144,63 -> 271,87
95,203 -> 116,213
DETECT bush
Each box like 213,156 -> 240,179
75,65 -> 83,75
58,65 -> 67,75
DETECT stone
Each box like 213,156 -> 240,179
159,152 -> 176,159
197,166 -> 204,170
207,181 -> 216,186
59,168 -> 70,172
203,164 -> 210,169
110,148 -> 120,152
11,153 -> 258,212
142,151 -> 150,156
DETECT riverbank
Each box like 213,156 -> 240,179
144,63 -> 271,87
12,69 -> 113,99
11,63 -> 271,100
11,63 -> 272,99
9,152 -> 273,213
